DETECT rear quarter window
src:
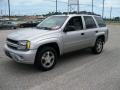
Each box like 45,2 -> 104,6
95,16 -> 106,27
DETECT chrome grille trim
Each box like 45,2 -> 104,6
7,41 -> 18,48
6,38 -> 18,50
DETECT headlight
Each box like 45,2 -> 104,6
17,40 -> 30,50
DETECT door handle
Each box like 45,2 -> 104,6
81,33 -> 85,35
95,31 -> 98,33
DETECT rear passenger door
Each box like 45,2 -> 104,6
83,16 -> 98,47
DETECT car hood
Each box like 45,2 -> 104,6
7,28 -> 57,40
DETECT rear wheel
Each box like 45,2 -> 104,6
11,26 -> 16,29
35,46 -> 57,71
92,38 -> 104,54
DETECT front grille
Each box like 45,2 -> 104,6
7,38 -> 18,44
6,38 -> 18,50
7,44 -> 18,50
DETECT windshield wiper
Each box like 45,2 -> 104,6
37,26 -> 52,30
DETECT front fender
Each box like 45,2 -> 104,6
31,38 -> 63,55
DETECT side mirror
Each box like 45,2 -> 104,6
64,26 -> 75,32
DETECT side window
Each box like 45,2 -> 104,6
95,16 -> 106,27
66,16 -> 83,31
84,16 -> 97,29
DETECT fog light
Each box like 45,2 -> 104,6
15,54 -> 24,61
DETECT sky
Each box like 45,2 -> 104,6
0,0 -> 120,18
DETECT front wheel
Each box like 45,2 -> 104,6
35,47 -> 57,71
92,38 -> 104,54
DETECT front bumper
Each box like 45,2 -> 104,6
4,44 -> 37,64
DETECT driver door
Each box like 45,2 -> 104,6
62,16 -> 86,53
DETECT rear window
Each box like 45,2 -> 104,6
95,16 -> 106,27
84,16 -> 97,29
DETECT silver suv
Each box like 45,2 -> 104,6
4,14 -> 108,71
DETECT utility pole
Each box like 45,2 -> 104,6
0,10 -> 2,16
110,6 -> 112,20
67,0 -> 69,14
56,0 -> 58,14
92,0 -> 93,13
5,10 -> 6,16
102,0 -> 105,18
0,10 -> 2,19
70,4 -> 72,13
8,0 -> 11,20
77,0 -> 79,14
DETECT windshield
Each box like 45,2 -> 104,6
37,16 -> 68,30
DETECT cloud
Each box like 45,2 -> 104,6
61,0 -> 91,4
105,0 -> 120,8
0,0 -> 120,17
99,0 -> 120,8
10,0 -> 43,6
1,0 -> 120,7
2,0 -> 120,8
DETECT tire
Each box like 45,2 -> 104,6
11,27 -> 16,29
20,25 -> 24,28
92,38 -> 104,54
13,27 -> 16,29
35,46 -> 57,71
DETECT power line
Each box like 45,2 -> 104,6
45,0 -> 67,4
45,0 -> 67,14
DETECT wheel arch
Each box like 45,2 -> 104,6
35,42 -> 60,60
96,35 -> 105,43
